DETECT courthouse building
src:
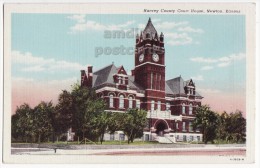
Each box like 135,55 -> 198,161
80,18 -> 203,142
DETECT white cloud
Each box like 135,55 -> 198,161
197,88 -> 221,94
201,66 -> 214,71
67,14 -> 135,33
178,26 -> 204,33
166,32 -> 193,46
190,57 -> 218,63
217,62 -> 231,67
191,75 -> 204,81
67,14 -> 86,23
12,50 -> 86,72
154,21 -> 189,30
67,16 -> 203,46
190,53 -> 246,68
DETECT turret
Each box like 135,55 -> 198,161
160,32 -> 164,42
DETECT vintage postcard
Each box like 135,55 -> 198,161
2,3 -> 256,164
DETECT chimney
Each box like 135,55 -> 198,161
87,66 -> 93,87
81,70 -> 86,86
131,69 -> 135,76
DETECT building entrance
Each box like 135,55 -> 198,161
155,121 -> 167,136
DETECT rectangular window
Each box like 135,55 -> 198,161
197,136 -> 200,141
120,134 -> 125,141
158,74 -> 161,90
166,102 -> 170,111
189,104 -> 193,115
189,122 -> 193,132
190,136 -> 193,141
182,122 -> 186,131
176,123 -> 179,129
151,100 -> 155,111
155,73 -> 158,90
136,100 -> 140,109
183,135 -> 187,142
110,134 -> 114,141
151,73 -> 153,89
157,101 -> 161,111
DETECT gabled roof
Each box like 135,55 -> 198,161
166,76 -> 185,95
166,76 -> 203,98
93,64 -> 117,87
92,64 -> 144,91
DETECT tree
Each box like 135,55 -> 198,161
53,90 -> 74,141
192,105 -> 219,144
121,109 -> 147,144
92,111 -> 112,144
11,104 -> 34,142
70,84 -> 106,141
225,111 -> 246,143
108,112 -> 125,134
215,110 -> 246,143
32,101 -> 54,143
216,111 -> 229,141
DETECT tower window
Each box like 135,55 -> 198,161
119,95 -> 124,108
189,103 -> 193,115
151,73 -> 153,89
182,103 -> 186,114
109,94 -> 114,108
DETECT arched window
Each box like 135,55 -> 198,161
189,103 -> 193,115
128,97 -> 133,109
119,95 -> 124,108
182,103 -> 186,114
151,100 -> 155,111
109,94 -> 114,108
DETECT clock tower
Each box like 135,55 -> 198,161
133,18 -> 166,111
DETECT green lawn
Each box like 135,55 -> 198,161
12,140 -> 159,145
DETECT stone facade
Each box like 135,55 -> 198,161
80,18 -> 203,142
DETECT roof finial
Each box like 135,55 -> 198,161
148,17 -> 151,22
112,61 -> 114,65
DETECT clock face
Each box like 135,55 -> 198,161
152,53 -> 159,62
139,54 -> 144,62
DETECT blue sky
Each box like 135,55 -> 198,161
11,14 -> 246,113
